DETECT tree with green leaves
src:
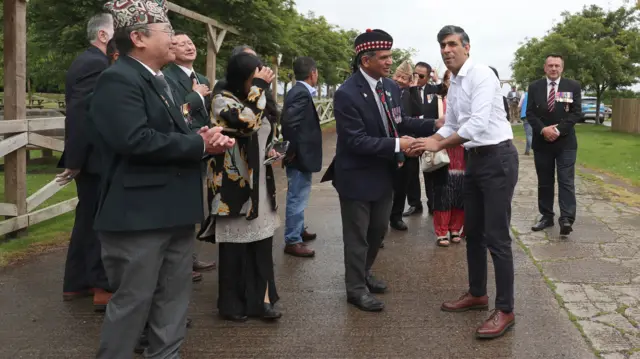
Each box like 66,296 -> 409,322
512,5 -> 640,123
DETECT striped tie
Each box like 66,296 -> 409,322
547,82 -> 556,112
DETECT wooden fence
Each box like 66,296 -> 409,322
0,116 -> 77,237
0,99 -> 334,237
611,98 -> 640,134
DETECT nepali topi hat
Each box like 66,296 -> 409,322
104,0 -> 170,29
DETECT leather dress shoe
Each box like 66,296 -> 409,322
476,310 -> 515,339
301,228 -> 317,241
62,289 -> 92,301
262,303 -> 282,320
390,220 -> 408,231
192,271 -> 203,282
559,221 -> 573,236
366,274 -> 387,294
531,218 -> 554,231
193,257 -> 216,272
402,206 -> 423,217
284,243 -> 315,257
93,288 -> 112,312
441,292 -> 489,312
220,314 -> 248,322
134,318 -> 193,353
348,293 -> 384,312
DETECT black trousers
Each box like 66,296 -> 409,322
465,141 -> 518,312
63,172 -> 110,292
405,157 -> 433,211
533,149 -> 577,224
390,161 -> 409,222
217,237 -> 279,317
340,192 -> 392,298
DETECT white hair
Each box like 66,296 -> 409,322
87,13 -> 113,42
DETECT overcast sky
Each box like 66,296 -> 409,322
293,0 -> 633,91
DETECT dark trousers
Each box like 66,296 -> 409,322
63,173 -> 109,292
340,192 -> 392,298
533,149 -> 577,224
406,157 -> 433,211
465,141 -> 519,312
390,162 -> 409,221
218,237 -> 279,317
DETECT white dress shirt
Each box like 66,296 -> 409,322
436,58 -> 513,148
298,80 -> 317,97
546,77 -> 561,99
177,64 -> 206,111
359,68 -> 400,153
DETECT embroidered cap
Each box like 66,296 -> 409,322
104,0 -> 170,29
354,29 -> 394,55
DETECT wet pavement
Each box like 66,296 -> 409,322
0,129 -> 609,359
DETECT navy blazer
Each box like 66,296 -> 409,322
322,70 -> 436,202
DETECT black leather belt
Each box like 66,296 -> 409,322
466,140 -> 512,156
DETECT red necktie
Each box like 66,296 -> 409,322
547,82 -> 556,112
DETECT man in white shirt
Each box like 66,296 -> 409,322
408,25 -> 519,339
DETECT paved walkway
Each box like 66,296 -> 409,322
1,129 -> 636,358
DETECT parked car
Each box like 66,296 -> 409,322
580,96 -> 606,124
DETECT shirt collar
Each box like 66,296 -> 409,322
177,64 -> 194,77
128,55 -> 161,76
360,67 -> 381,89
449,57 -> 473,84
299,80 -> 317,96
547,77 -> 561,86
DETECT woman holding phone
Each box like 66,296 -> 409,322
198,52 -> 283,322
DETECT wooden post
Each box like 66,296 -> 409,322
271,56 -> 278,103
3,0 -> 28,238
206,25 -> 227,86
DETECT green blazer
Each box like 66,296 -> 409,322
88,56 -> 206,232
164,63 -> 212,131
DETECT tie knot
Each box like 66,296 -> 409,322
550,81 -> 556,87
375,81 -> 383,91
190,72 -> 196,80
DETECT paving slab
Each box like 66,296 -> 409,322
511,138 -> 640,358
0,131 -> 595,358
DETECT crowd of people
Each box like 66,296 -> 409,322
56,0 -> 582,357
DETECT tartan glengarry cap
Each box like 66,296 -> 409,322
354,29 -> 393,55
103,0 -> 170,29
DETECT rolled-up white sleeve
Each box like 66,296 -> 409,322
457,70 -> 494,141
436,107 -> 456,138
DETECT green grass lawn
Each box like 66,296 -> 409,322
0,153 -> 76,266
512,124 -> 640,186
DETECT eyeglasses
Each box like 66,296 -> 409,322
147,28 -> 175,36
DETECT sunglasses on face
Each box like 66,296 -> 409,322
414,73 -> 426,79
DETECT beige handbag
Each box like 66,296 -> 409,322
420,95 -> 450,173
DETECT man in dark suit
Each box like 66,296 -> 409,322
56,12 -> 114,311
281,56 -> 322,257
322,29 -> 437,312
163,30 -> 217,277
403,61 -> 443,218
92,2 -> 234,357
389,60 -> 422,231
526,54 -> 582,236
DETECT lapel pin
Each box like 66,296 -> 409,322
363,93 -> 368,98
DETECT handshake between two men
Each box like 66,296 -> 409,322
398,116 -> 446,157
197,126 -> 236,154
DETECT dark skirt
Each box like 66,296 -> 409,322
217,237 -> 279,317
432,146 -> 466,212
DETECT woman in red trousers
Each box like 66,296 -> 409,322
431,71 -> 466,246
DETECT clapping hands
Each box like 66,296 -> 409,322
198,126 -> 235,154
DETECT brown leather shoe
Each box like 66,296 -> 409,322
441,292 -> 489,312
476,310 -> 515,339
284,243 -> 315,257
193,258 -> 216,272
192,271 -> 203,282
62,290 -> 93,301
301,229 -> 317,242
93,288 -> 112,312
